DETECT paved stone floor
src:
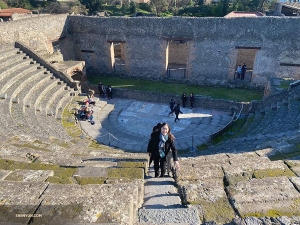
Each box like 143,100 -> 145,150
80,97 -> 232,152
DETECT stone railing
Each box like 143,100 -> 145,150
15,41 -> 80,92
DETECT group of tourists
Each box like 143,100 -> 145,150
78,89 -> 95,124
236,63 -> 247,80
98,82 -> 113,99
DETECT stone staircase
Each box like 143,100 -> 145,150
137,167 -> 200,225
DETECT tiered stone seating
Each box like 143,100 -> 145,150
0,46 -> 76,140
0,133 -> 148,224
176,152 -> 300,224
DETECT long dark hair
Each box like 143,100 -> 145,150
160,122 -> 175,142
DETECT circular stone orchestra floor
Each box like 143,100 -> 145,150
114,99 -> 225,137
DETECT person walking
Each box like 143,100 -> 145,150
174,103 -> 183,123
182,93 -> 187,108
107,85 -> 112,99
147,123 -> 180,177
241,63 -> 247,80
168,99 -> 175,115
190,93 -> 195,109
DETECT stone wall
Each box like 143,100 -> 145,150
67,16 -> 300,88
0,14 -> 68,55
2,15 -> 300,89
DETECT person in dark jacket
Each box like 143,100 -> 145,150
190,93 -> 195,109
174,103 -> 183,123
107,85 -> 112,99
168,99 -> 175,115
147,123 -> 162,167
182,93 -> 187,108
147,123 -> 180,177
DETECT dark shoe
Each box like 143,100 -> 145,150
155,172 -> 159,178
160,174 -> 164,177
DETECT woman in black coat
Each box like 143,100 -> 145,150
147,123 -> 180,177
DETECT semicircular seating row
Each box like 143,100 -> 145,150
0,45 -> 76,141
209,96 -> 300,154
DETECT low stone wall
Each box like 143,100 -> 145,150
85,83 -> 249,113
15,41 -> 80,92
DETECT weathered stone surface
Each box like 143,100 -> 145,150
290,177 -> 300,192
285,160 -> 300,177
223,153 -> 294,185
4,169 -> 53,182
178,179 -> 235,224
177,154 -> 229,182
0,169 -> 12,180
226,176 -> 300,217
0,181 -> 48,200
37,183 -> 137,225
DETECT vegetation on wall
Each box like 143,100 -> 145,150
1,0 -> 276,17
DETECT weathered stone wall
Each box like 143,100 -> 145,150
0,14 -> 68,54
1,15 -> 300,88
67,16 -> 300,87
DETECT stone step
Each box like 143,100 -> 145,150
7,70 -> 48,99
0,48 -> 19,61
138,208 -> 200,224
0,51 -> 26,68
0,64 -> 41,95
0,57 -> 31,81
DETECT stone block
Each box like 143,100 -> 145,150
12,98 -> 19,104
4,169 -> 53,182
0,170 -> 12,180
223,153 -> 294,185
226,176 -> 300,218
0,93 -> 7,99
178,179 -> 235,224
38,182 -> 140,224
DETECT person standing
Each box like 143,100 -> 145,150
190,93 -> 195,109
98,82 -> 105,97
182,93 -> 187,108
168,99 -> 175,115
241,63 -> 247,80
174,103 -> 183,123
147,123 -> 180,177
236,65 -> 242,79
107,85 -> 112,99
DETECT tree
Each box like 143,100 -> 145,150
129,1 -> 136,13
80,0 -> 104,14
151,0 -> 169,16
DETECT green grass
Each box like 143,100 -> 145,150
211,117 -> 248,144
88,75 -> 264,102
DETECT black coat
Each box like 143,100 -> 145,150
147,131 -> 178,161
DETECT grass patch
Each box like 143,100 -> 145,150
278,78 -> 294,89
0,159 -> 77,184
74,177 -> 106,185
211,117 -> 247,144
107,167 -> 144,179
197,144 -> 208,151
88,75 -> 263,102
253,168 -> 295,179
